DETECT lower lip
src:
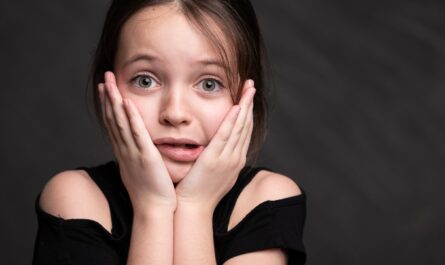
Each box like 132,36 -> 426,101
156,144 -> 204,162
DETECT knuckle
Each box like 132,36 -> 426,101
138,152 -> 155,166
226,157 -> 238,168
105,112 -> 113,121
235,127 -> 243,136
118,145 -> 128,155
218,129 -> 230,141
137,155 -> 149,167
222,133 -> 231,143
132,129 -> 141,139
127,150 -> 139,160
116,120 -> 126,131
203,159 -> 217,170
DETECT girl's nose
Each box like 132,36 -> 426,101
159,90 -> 191,127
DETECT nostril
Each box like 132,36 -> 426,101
159,108 -> 191,127
159,94 -> 192,125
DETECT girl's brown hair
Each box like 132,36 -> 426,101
91,0 -> 269,161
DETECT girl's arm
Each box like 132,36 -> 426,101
174,172 -> 300,265
128,206 -> 174,265
173,80 -> 254,265
38,169 -> 175,265
173,79 -> 302,265
173,172 -> 301,265
221,171 -> 302,265
100,72 -> 176,265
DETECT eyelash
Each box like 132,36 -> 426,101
129,73 -> 226,93
131,73 -> 159,90
197,77 -> 225,93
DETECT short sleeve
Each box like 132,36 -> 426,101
271,195 -> 306,264
32,194 -> 123,265
214,193 -> 306,264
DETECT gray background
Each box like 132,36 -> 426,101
1,0 -> 444,264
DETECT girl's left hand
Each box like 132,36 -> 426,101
175,80 -> 255,211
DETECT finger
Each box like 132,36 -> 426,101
204,105 -> 241,154
103,83 -> 122,146
237,79 -> 254,105
105,72 -> 137,149
238,92 -> 254,155
123,97 -> 155,152
222,81 -> 255,154
98,83 -> 106,125
99,83 -> 122,160
99,83 -> 113,141
240,107 -> 254,158
235,86 -> 254,147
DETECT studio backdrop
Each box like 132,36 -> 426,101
1,0 -> 444,264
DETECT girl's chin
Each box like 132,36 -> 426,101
163,159 -> 193,184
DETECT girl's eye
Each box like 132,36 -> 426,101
132,74 -> 158,89
199,78 -> 223,92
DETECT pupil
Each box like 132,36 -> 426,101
140,77 -> 152,87
204,80 -> 215,91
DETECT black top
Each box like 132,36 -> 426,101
32,161 -> 306,265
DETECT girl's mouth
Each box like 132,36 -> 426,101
168,144 -> 197,148
153,138 -> 204,162
155,143 -> 204,162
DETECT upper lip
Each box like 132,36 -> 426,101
153,137 -> 201,146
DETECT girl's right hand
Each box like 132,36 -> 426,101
99,71 -> 176,212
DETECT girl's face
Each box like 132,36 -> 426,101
114,4 -> 234,183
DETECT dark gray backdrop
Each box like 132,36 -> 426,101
1,0 -> 444,264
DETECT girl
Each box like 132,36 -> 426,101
33,0 -> 306,264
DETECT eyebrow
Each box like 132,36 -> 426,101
196,59 -> 227,71
123,54 -> 160,67
123,53 -> 227,70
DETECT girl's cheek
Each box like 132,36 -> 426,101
116,81 -> 130,98
122,94 -> 157,131
136,100 -> 157,125
203,103 -> 233,138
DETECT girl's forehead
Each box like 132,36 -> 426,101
117,3 -> 237,72
120,8 -> 211,60
124,4 -> 213,38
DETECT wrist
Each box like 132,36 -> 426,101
176,199 -> 215,217
133,202 -> 176,219
130,193 -> 177,212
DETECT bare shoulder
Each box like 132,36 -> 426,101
228,169 -> 302,230
39,169 -> 112,232
249,169 -> 302,201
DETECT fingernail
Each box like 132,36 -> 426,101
105,71 -> 112,82
247,79 -> 254,87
